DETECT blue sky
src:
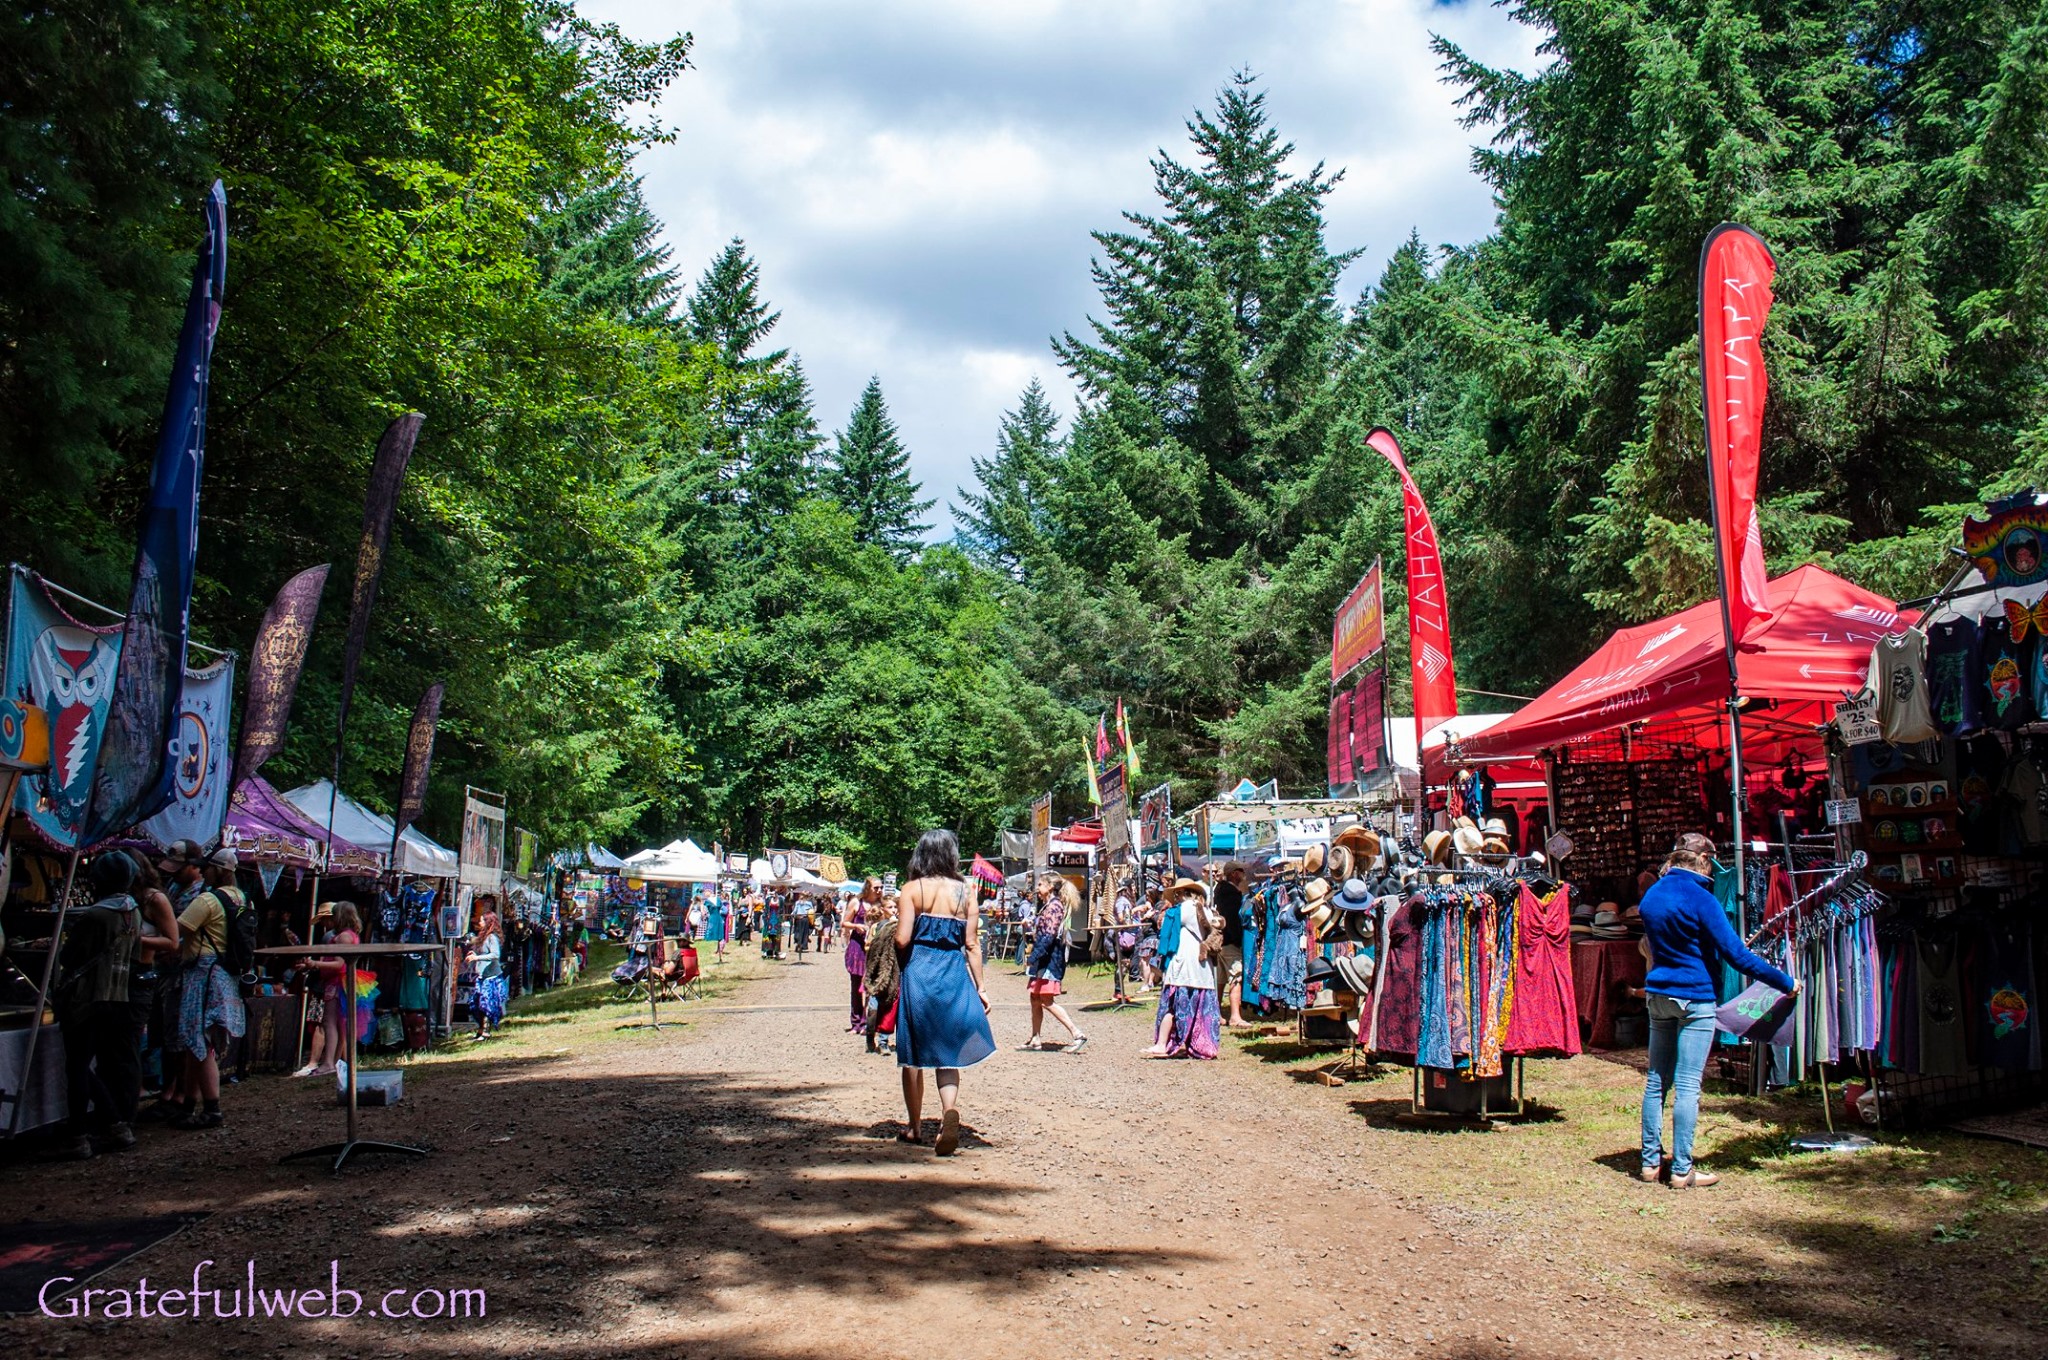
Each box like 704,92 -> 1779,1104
580,0 -> 1540,534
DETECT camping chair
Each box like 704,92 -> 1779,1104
647,936 -> 686,1004
672,944 -> 702,1001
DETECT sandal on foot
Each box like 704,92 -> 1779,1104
935,1109 -> 961,1157
1018,1037 -> 1047,1051
1066,1035 -> 1089,1054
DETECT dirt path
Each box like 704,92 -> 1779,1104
4,944 -> 2036,1358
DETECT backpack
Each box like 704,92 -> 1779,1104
215,885 -> 258,977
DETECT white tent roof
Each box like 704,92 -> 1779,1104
281,779 -> 459,879
631,839 -> 722,883
1386,714 -> 1512,773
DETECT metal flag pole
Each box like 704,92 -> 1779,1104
5,848 -> 82,1138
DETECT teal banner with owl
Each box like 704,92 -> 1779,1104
6,569 -> 122,847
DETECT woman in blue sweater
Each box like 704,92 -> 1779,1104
1636,845 -> 1797,1188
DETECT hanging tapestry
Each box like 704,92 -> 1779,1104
6,571 -> 122,846
141,654 -> 238,850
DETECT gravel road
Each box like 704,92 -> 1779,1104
2,949 -> 1824,1359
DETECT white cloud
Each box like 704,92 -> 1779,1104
580,0 -> 1541,533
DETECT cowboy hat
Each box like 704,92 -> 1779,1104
1423,829 -> 1454,866
1453,824 -> 1486,860
1164,877 -> 1207,900
1332,825 -> 1381,863
1300,843 -> 1327,876
1324,844 -> 1355,884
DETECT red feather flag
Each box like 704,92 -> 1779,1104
1367,427 -> 1459,760
1699,224 -> 1777,647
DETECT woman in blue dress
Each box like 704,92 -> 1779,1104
894,829 -> 996,1155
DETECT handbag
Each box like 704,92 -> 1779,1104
1715,979 -> 1797,1045
1198,907 -> 1224,965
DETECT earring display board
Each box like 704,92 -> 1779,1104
1550,757 -> 1706,880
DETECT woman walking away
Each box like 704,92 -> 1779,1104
470,902 -> 508,1039
1638,842 -> 1797,1188
1145,877 -> 1222,1060
1021,878 -> 1087,1052
845,878 -> 881,1032
894,830 -> 996,1154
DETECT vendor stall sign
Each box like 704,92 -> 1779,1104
1100,761 -> 1130,859
458,789 -> 505,889
1825,798 -> 1862,826
818,853 -> 847,884
1331,558 -> 1385,682
1030,792 -> 1052,871
1964,492 -> 2048,587
1137,782 -> 1174,858
1833,691 -> 1882,746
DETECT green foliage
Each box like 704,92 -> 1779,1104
825,376 -> 933,559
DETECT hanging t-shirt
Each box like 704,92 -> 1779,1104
1971,921 -> 2038,1072
2002,753 -> 2048,851
1957,736 -> 2008,854
1871,631 -> 1938,744
1979,622 -> 2032,730
1925,617 -> 1983,735
1916,935 -> 1968,1077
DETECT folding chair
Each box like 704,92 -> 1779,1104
673,945 -> 702,1001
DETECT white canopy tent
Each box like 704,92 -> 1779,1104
629,838 -> 722,883
281,778 -> 460,879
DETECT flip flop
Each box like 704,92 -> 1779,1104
935,1109 -> 961,1157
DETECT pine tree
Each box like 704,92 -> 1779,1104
955,378 -> 1061,576
686,237 -> 782,367
1054,71 -> 1355,558
534,175 -> 679,326
827,377 -> 932,558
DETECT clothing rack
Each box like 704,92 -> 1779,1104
1745,851 -> 1867,947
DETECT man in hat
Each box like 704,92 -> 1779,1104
1212,863 -> 1251,1028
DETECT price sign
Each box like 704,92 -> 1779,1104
1835,693 -> 1882,746
1825,798 -> 1862,826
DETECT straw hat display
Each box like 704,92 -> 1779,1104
1301,843 -> 1327,876
1324,844 -> 1355,884
1452,819 -> 1486,861
1423,829 -> 1454,866
1332,824 -> 1382,866
1303,877 -> 1336,938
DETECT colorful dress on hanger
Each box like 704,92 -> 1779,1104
1265,893 -> 1307,1008
1497,884 -> 1582,1057
1368,896 -> 1427,1056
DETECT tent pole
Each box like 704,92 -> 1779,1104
6,847 -> 81,1138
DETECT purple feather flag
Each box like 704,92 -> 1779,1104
391,681 -> 444,861
336,412 -> 423,734
232,563 -> 330,789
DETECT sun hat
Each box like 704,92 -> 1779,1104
1481,817 -> 1509,838
1303,877 -> 1332,904
1423,830 -> 1454,866
1480,836 -> 1512,858
1334,952 -> 1376,995
1301,844 -> 1327,876
1323,844 -> 1354,883
1332,825 -> 1382,864
1335,877 -> 1375,911
1452,824 -> 1486,859
1165,877 -> 1207,901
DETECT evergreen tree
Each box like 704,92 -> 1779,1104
686,237 -> 782,367
682,238 -> 818,518
535,175 -> 679,327
955,378 -> 1061,576
827,377 -> 932,557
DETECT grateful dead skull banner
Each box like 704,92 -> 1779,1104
6,570 -> 120,847
141,654 -> 238,851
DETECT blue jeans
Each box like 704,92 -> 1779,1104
1641,995 -> 1719,1175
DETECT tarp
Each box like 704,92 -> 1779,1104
1459,566 -> 1909,760
223,776 -> 381,873
586,843 -> 625,871
281,778 -> 459,879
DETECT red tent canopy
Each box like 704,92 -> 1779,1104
1458,565 -> 1909,761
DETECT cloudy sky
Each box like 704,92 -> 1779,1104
581,0 -> 1541,535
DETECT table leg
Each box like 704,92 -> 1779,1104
344,966 -> 358,1145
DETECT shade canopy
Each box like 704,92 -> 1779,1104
281,779 -> 459,879
630,838 -> 721,883
1458,566 -> 1909,761
223,776 -> 381,873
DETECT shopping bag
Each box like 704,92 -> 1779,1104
1716,980 -> 1797,1044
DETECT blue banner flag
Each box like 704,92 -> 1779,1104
85,181 -> 227,845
